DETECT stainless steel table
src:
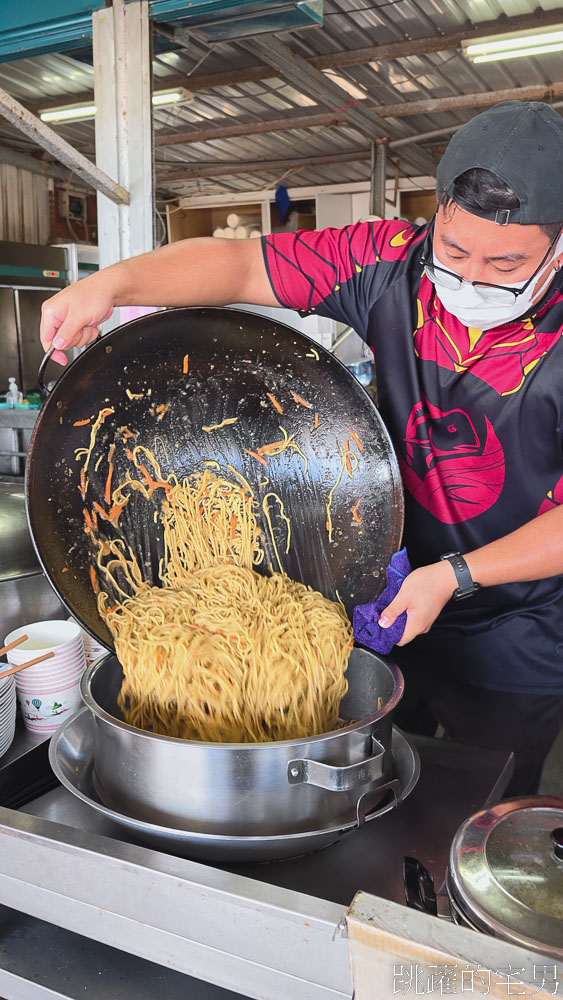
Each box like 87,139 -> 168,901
0,724 -> 513,1000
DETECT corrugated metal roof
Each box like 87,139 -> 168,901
0,0 -> 561,196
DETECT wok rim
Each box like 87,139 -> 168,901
26,306 -> 404,650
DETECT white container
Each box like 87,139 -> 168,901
68,616 -> 108,667
5,620 -> 86,733
16,684 -> 83,735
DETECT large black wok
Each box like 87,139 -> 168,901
26,307 -> 403,647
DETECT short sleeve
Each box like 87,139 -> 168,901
261,220 -> 422,340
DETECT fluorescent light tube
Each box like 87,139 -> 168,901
40,89 -> 193,124
464,26 -> 563,63
40,104 -> 97,123
473,42 -> 563,63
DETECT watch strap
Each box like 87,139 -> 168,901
440,552 -> 481,600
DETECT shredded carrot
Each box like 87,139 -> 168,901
352,499 -> 362,524
345,453 -> 354,476
350,428 -> 364,453
267,393 -> 283,414
139,464 -> 172,495
108,501 -> 128,524
183,354 -> 189,374
93,501 -> 107,519
83,508 -> 94,535
257,437 -> 287,457
105,462 -> 114,505
292,392 -> 313,409
89,565 -> 100,594
245,448 -> 269,468
314,412 -> 320,429
156,404 -> 166,413
230,515 -> 238,538
126,448 -> 135,461
79,468 -> 87,499
119,427 -> 136,440
73,418 -> 91,427
106,605 -> 119,614
61,567 -> 69,573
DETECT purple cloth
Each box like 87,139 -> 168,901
353,547 -> 412,655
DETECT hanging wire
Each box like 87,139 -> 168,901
324,0 -> 406,13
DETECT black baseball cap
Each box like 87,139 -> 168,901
436,101 -> 563,225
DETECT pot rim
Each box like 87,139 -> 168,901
80,643 -> 404,750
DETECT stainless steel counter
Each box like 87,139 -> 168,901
0,723 -> 513,1000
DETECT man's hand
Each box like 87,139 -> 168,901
378,561 -> 457,645
40,273 -> 116,366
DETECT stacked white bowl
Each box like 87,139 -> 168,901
4,620 -> 86,735
0,666 -> 17,757
68,617 -> 107,666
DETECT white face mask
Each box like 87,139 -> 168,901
431,233 -> 563,331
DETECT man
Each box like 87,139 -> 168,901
41,101 -> 563,795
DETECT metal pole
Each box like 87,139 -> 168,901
370,139 -> 388,219
0,86 -> 129,205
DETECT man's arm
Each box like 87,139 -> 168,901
379,504 -> 563,644
40,237 -> 277,365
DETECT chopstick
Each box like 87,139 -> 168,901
0,634 -> 28,658
0,651 -> 55,680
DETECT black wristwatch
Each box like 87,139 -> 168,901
440,551 -> 481,600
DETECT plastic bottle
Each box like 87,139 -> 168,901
6,377 -> 23,407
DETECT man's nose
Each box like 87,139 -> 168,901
455,256 -> 484,284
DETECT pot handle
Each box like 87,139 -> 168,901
403,856 -> 438,915
38,346 -> 55,399
287,735 -> 386,791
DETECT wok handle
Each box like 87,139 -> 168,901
38,346 -> 55,399
287,735 -> 386,791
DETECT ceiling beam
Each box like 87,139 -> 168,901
369,80 -> 563,119
155,120 -> 465,184
157,149 -> 373,182
142,78 -> 563,149
23,8 -> 563,114
237,35 -> 438,177
77,109 -> 349,154
154,110 -> 346,147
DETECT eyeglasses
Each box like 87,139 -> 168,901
419,217 -> 561,306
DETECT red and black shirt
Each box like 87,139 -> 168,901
262,220 -> 563,693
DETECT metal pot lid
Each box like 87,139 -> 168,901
448,796 -> 563,957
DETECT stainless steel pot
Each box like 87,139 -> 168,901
81,645 -> 404,837
404,796 -> 563,961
